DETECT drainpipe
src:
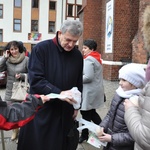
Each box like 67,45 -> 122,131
61,0 -> 63,24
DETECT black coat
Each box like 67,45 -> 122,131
100,93 -> 134,150
17,36 -> 83,150
0,94 -> 43,130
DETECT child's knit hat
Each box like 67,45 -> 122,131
119,63 -> 146,88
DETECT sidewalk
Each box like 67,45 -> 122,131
0,79 -> 119,150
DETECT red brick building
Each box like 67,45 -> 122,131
79,0 -> 149,80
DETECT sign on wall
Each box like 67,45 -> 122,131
28,33 -> 42,41
105,0 -> 114,53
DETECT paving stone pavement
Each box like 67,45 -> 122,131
0,79 -> 119,150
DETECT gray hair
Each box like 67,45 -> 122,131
60,20 -> 83,36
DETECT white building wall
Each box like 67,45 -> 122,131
21,0 -> 31,42
77,0 -> 82,5
39,0 -> 50,41
1,1 -> 13,42
0,0 -> 82,44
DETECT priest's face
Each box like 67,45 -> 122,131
58,31 -> 80,51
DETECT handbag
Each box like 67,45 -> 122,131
11,74 -> 29,102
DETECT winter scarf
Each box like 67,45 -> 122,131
8,52 -> 25,64
84,51 -> 102,64
116,86 -> 142,98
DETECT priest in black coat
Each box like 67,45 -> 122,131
17,20 -> 83,150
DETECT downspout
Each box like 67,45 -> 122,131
61,0 -> 63,24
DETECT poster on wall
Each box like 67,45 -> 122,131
28,33 -> 42,41
105,0 -> 114,53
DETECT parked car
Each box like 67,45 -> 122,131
0,56 -> 7,87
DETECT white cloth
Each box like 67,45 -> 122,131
71,87 -> 81,109
116,86 -> 142,98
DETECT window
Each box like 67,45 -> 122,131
14,19 -> 21,32
0,29 -> 3,42
14,0 -> 21,7
76,5 -> 82,17
49,1 -> 56,10
31,20 -> 38,32
68,4 -> 73,17
32,0 -> 39,8
0,4 -> 3,18
49,21 -> 55,33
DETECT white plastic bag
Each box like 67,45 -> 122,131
71,87 -> 81,109
46,87 -> 81,109
77,118 -> 107,148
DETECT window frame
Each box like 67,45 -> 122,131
14,0 -> 22,8
13,19 -> 21,32
0,29 -> 3,42
49,1 -> 56,10
48,21 -> 55,33
67,4 -> 73,17
0,4 -> 3,18
31,20 -> 38,32
32,0 -> 39,8
76,5 -> 82,17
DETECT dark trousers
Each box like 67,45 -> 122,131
80,109 -> 101,138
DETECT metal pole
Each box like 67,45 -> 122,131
1,130 -> 5,150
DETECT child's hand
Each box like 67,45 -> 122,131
15,73 -> 21,79
96,127 -> 103,137
98,131 -> 111,142
124,99 -> 135,111
40,95 -> 50,103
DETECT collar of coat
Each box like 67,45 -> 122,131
52,32 -> 63,52
84,51 -> 102,64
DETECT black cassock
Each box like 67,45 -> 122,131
17,34 -> 83,150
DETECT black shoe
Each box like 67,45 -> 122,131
78,136 -> 88,143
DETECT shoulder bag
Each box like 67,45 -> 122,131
11,74 -> 29,102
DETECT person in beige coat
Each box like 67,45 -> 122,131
124,82 -> 150,150
0,41 -> 29,142
124,5 -> 150,150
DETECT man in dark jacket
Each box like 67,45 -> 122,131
18,20 -> 83,150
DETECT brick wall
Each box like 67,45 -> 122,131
78,0 -> 102,53
132,0 -> 150,64
103,64 -> 121,81
79,0 -> 148,80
